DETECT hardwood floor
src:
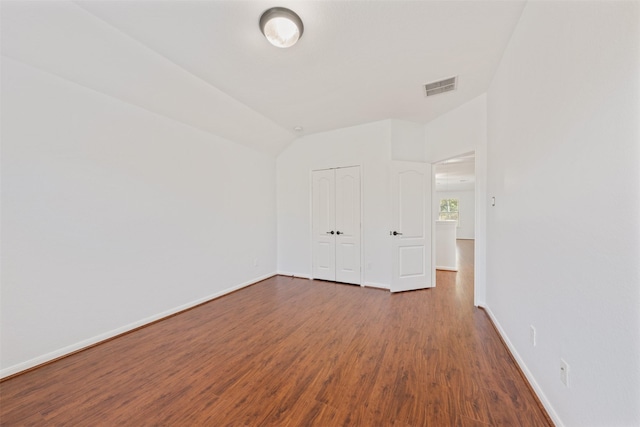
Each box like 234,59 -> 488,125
0,240 -> 552,426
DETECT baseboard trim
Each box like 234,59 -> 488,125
436,266 -> 458,271
480,305 -> 563,427
277,271 -> 312,280
363,282 -> 390,290
0,272 -> 277,380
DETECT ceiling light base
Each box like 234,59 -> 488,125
259,7 -> 304,48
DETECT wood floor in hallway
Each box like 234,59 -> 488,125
0,240 -> 552,426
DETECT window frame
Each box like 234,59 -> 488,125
438,198 -> 460,226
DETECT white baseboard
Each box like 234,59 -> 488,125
481,305 -> 564,427
0,272 -> 276,379
276,271 -> 312,279
436,265 -> 458,271
363,282 -> 390,290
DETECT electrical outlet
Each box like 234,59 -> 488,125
530,325 -> 536,347
560,359 -> 570,387
253,258 -> 258,267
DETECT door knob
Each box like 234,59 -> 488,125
326,231 -> 335,235
392,231 -> 403,236
336,231 -> 343,235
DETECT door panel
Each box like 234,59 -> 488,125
316,242 -> 334,270
391,161 -> 432,292
399,245 -> 425,277
335,167 -> 361,284
399,170 -> 424,238
312,170 -> 336,281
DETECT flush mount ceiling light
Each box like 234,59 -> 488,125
259,7 -> 304,48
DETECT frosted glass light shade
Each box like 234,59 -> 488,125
260,7 -> 304,48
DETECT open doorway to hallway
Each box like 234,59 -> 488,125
437,239 -> 476,309
432,152 -> 476,286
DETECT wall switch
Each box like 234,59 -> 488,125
253,258 -> 258,267
560,359 -> 570,387
530,325 -> 536,347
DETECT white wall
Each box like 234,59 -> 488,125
1,57 -> 277,376
434,190 -> 475,239
390,119 -> 425,162
485,2 -> 640,426
425,94 -> 487,164
277,120 -> 393,288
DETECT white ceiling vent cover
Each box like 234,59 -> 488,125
424,76 -> 457,97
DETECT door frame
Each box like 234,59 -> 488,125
309,164 -> 364,286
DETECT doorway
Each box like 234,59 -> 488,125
432,152 -> 476,288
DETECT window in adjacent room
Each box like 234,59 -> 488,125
439,198 -> 459,225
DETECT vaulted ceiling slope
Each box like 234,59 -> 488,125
1,1 -> 526,156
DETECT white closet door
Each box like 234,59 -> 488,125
390,161 -> 432,292
312,170 -> 336,281
335,167 -> 361,285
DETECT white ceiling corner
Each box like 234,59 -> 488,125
2,0 -> 526,155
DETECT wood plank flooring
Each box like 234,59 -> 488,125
0,240 -> 552,426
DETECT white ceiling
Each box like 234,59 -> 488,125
435,152 -> 475,192
1,1 -> 526,155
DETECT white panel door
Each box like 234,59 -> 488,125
391,161 -> 432,292
312,169 -> 336,281
335,167 -> 361,285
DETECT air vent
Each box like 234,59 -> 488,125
424,76 -> 457,97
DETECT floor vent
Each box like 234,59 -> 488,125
424,76 -> 457,97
